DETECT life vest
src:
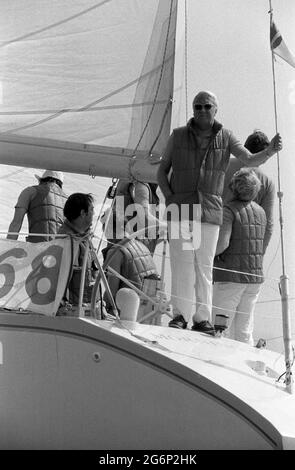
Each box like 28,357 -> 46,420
57,221 -> 98,305
27,183 -> 67,242
67,239 -> 97,305
214,200 -> 266,283
112,180 -> 160,253
114,180 -> 159,218
168,119 -> 232,224
105,238 -> 158,291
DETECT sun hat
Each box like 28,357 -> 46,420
35,170 -> 64,184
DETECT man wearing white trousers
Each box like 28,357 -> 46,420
157,90 -> 282,334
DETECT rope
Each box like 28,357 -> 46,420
269,0 -> 293,394
4,231 -> 69,239
94,232 -> 282,285
4,231 -> 91,241
2,225 -> 282,325
104,270 -> 144,291
93,234 -> 279,319
148,97 -> 173,155
98,262 -> 289,321
93,178 -> 118,253
184,0 -> 188,122
269,4 -> 286,277
265,237 -> 280,278
3,226 -> 283,335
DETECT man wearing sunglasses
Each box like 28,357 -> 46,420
157,90 -> 282,335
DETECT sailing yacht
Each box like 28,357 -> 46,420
0,0 -> 294,450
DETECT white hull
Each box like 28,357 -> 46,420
0,313 -> 294,450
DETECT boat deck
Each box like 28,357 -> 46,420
1,312 -> 294,449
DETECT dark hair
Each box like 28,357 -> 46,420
40,176 -> 63,188
64,193 -> 94,221
244,130 -> 269,153
148,183 -> 159,205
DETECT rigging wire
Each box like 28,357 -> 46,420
184,0 -> 188,122
96,231 -> 280,282
1,224 -> 289,343
91,223 -> 293,347
95,229 -> 288,288
269,0 -> 293,393
93,233 -> 282,314
269,5 -> 287,277
148,98 -> 173,155
265,237 -> 280,278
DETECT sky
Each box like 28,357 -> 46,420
0,0 -> 294,351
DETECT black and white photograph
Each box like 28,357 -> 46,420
0,0 -> 294,454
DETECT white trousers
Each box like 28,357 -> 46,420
212,282 -> 262,345
168,221 -> 219,325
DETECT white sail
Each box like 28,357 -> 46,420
0,1 -> 295,451
0,0 -> 177,181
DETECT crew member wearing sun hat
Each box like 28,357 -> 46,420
7,169 -> 67,242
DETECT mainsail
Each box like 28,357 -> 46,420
0,0 -> 178,182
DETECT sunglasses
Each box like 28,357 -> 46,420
194,104 -> 213,110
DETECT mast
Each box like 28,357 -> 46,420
269,0 -> 293,393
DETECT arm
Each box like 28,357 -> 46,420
257,177 -> 275,252
132,183 -> 150,209
157,133 -> 174,200
215,207 -> 234,255
132,182 -> 166,236
103,251 -> 123,311
133,182 -> 154,227
229,132 -> 282,167
7,186 -> 35,240
6,207 -> 27,240
7,207 -> 27,240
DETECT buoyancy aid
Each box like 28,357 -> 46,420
105,238 -> 158,291
169,120 -> 232,224
214,200 -> 266,283
27,182 -> 67,242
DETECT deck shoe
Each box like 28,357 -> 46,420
191,320 -> 216,336
169,314 -> 188,329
